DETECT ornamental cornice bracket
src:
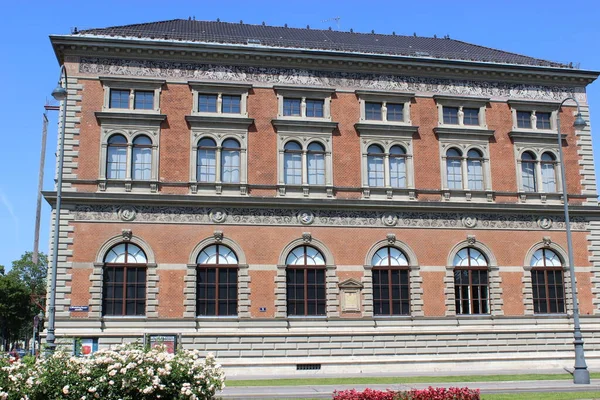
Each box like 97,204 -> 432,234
302,232 -> 312,243
213,230 -> 224,242
467,235 -> 476,245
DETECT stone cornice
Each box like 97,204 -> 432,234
434,126 -> 495,139
42,190 -> 600,217
50,35 -> 599,87
185,115 -> 254,128
272,119 -> 338,132
94,111 -> 167,123
509,130 -> 566,143
355,123 -> 419,136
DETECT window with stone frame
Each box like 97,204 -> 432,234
530,248 -> 565,314
103,133 -> 158,187
196,244 -> 238,316
357,91 -> 412,125
196,137 -> 242,184
442,146 -> 489,192
190,82 -> 250,116
435,95 -> 488,129
101,77 -> 163,113
275,86 -> 332,121
453,247 -> 489,315
102,243 -> 147,316
518,149 -> 560,194
371,246 -> 410,316
366,144 -> 408,189
286,245 -> 327,316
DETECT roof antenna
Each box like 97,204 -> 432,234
434,34 -> 437,38
216,18 -> 220,22
413,32 -> 417,37
321,17 -> 341,30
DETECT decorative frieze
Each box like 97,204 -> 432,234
73,204 -> 588,231
80,57 -> 586,103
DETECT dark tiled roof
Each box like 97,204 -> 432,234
77,19 -> 565,68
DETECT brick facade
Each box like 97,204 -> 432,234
46,22 -> 600,375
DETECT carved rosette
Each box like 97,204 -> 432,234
210,208 -> 228,224
118,206 -> 137,222
297,210 -> 315,225
537,217 -> 553,229
462,216 -> 478,228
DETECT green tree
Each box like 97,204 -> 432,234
0,272 -> 31,350
9,252 -> 48,296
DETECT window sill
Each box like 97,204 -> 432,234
362,187 -> 416,201
435,126 -> 494,139
98,180 -> 159,193
442,189 -> 494,202
190,182 -> 248,196
518,192 -> 563,204
272,118 -> 338,134
355,122 -> 418,137
278,184 -> 333,198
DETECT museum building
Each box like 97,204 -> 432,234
46,19 -> 600,375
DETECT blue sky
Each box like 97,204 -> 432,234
1,0 -> 599,268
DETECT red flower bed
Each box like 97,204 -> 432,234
333,386 -> 480,400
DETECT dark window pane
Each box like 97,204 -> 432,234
536,112 -> 551,129
134,91 -> 154,110
463,108 -> 479,125
222,95 -> 241,113
306,99 -> 324,117
283,98 -> 301,116
387,103 -> 404,121
517,111 -> 532,128
443,107 -> 459,124
199,94 -> 218,112
365,102 -> 382,120
110,89 -> 129,109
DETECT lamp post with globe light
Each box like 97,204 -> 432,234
556,97 -> 589,384
46,65 -> 68,353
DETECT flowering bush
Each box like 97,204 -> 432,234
333,386 -> 480,400
0,344 -> 225,400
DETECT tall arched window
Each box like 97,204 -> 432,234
196,244 -> 238,316
453,248 -> 489,315
466,149 -> 484,190
521,151 -> 537,192
106,134 -> 128,179
530,248 -> 564,314
284,141 -> 302,185
446,148 -> 463,189
221,139 -> 241,183
286,246 -> 326,316
132,135 -> 152,180
197,138 -> 217,182
307,142 -> 326,185
371,247 -> 410,315
389,145 -> 407,188
540,152 -> 557,193
103,243 -> 147,316
367,144 -> 385,187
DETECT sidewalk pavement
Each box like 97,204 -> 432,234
220,370 -> 600,399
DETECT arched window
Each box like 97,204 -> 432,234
106,134 -> 128,179
221,139 -> 241,183
521,151 -> 537,192
446,148 -> 462,189
103,243 -> 147,316
307,142 -> 326,185
466,149 -> 484,190
371,247 -> 410,315
540,152 -> 557,193
389,145 -> 407,188
197,138 -> 217,182
530,248 -> 564,314
453,248 -> 489,315
196,244 -> 238,316
367,144 -> 385,187
286,246 -> 326,316
284,141 -> 302,185
131,135 -> 152,180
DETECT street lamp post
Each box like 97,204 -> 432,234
556,97 -> 589,384
47,65 -> 69,353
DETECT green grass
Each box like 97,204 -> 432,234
227,372 -> 600,387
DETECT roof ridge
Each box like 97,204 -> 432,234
450,38 -> 563,67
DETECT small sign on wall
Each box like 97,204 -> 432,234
147,334 -> 177,354
69,306 -> 89,312
74,338 -> 98,356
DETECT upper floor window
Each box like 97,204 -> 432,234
101,77 -> 163,113
105,133 -> 156,182
282,140 -> 330,187
102,243 -> 147,316
453,247 -> 489,315
357,91 -> 412,125
434,95 -> 488,129
366,144 -> 408,188
509,100 -> 558,132
286,246 -> 326,316
196,137 -> 242,184
190,82 -> 250,117
371,247 -> 410,316
443,147 -> 488,192
519,150 -> 559,193
530,249 -> 564,314
275,86 -> 333,121
196,244 -> 238,316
